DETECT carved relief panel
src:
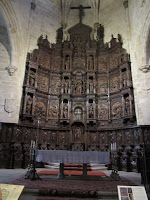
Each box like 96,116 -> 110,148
110,75 -> 120,93
111,97 -> 122,119
50,75 -> 61,95
97,99 -> 109,120
37,74 -> 49,93
97,78 -> 108,95
34,97 -> 47,121
48,99 -> 59,119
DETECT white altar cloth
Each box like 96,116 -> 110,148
36,150 -> 110,164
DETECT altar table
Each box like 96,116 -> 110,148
36,150 -> 110,178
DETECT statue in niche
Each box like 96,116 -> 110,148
64,56 -> 70,70
26,96 -> 32,115
29,71 -> 35,87
89,80 -> 94,93
125,96 -> 130,115
76,79 -> 82,94
63,104 -> 68,119
64,79 -> 69,94
89,104 -> 94,118
88,56 -> 94,70
122,72 -> 127,88
112,102 -> 122,118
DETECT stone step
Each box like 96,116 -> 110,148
98,191 -> 118,199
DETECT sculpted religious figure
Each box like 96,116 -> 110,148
63,104 -> 68,118
64,56 -> 70,70
26,96 -> 33,115
29,70 -> 35,87
76,79 -> 82,94
89,104 -> 94,118
64,79 -> 69,94
89,80 -> 94,93
125,95 -> 130,115
88,55 -> 94,70
122,72 -> 127,88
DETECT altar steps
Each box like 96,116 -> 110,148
20,189 -> 119,200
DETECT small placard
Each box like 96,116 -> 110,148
0,184 -> 24,200
118,185 -> 148,200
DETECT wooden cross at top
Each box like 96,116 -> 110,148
71,5 -> 91,24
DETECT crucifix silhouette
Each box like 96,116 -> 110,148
71,5 -> 91,24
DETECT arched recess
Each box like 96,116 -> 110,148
71,122 -> 85,151
0,0 -> 23,75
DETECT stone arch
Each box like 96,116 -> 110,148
0,0 -> 23,75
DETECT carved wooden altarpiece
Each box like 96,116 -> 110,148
1,16 -> 150,181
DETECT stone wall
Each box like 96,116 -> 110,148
0,0 -> 61,123
128,0 -> 150,125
